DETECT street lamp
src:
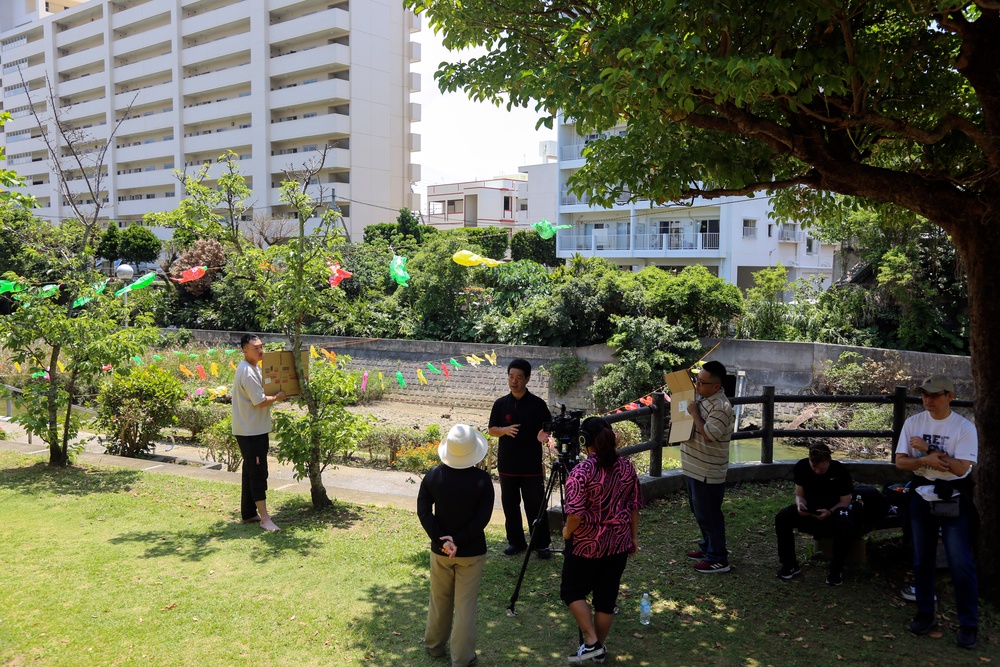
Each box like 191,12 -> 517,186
116,263 -> 133,326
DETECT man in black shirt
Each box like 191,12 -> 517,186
774,443 -> 856,586
488,358 -> 553,558
418,424 -> 495,667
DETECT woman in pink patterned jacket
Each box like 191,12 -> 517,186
560,417 -> 643,664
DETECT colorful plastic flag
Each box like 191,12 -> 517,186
210,362 -> 219,377
378,371 -> 385,390
448,358 -> 463,369
72,280 -> 108,308
207,349 -> 215,354
328,262 -> 353,287
323,349 -> 338,364
178,364 -> 194,378
639,396 -> 653,406
132,355 -> 143,365
115,272 -> 156,297
416,369 -> 428,385
626,402 -> 640,411
102,364 -> 113,372
224,349 -> 236,354
57,361 -> 66,372
31,370 -> 46,378
14,361 -> 21,373
442,365 -> 450,379
465,355 -> 480,366
389,255 -> 410,287
188,353 -> 199,358
15,283 -> 60,301
531,218 -> 572,239
426,362 -> 442,374
395,370 -> 406,388
173,350 -> 183,355
310,345 -> 320,359
229,361 -> 237,371
196,364 -> 207,380
153,355 -> 163,361
452,249 -> 501,268
485,351 -> 497,366
361,371 -> 369,392
0,279 -> 25,295
170,266 -> 207,283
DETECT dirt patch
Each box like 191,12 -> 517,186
346,400 -> 492,432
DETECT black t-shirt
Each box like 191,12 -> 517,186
417,464 -> 495,557
793,458 -> 853,511
489,390 -> 552,476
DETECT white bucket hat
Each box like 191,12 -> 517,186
438,424 -> 489,469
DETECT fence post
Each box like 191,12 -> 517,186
891,385 -> 908,463
650,392 -> 665,477
761,385 -> 775,464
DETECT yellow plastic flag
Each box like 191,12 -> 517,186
310,345 -> 320,359
377,371 -> 385,390
416,369 -> 428,385
57,360 -> 66,372
465,355 -> 480,366
178,364 -> 194,378
485,351 -> 497,366
230,361 -> 237,371
14,361 -> 21,373
471,354 -> 485,364
210,362 -> 219,377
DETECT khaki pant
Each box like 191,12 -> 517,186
425,552 -> 486,667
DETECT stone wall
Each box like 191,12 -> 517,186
184,330 -> 973,410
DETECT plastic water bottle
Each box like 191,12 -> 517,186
639,593 -> 651,625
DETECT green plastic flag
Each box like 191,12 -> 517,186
72,281 -> 108,308
132,355 -> 143,365
531,219 -> 572,239
0,279 -> 25,295
426,362 -> 442,374
448,358 -> 463,369
389,255 -> 410,287
395,370 -> 406,387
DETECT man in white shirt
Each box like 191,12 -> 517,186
895,374 -> 978,649
232,334 -> 285,532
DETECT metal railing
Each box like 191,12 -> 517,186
594,386 -> 973,477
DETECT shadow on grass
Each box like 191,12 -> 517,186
108,496 -> 365,563
0,460 -> 143,498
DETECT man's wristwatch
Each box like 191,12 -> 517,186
926,444 -> 940,454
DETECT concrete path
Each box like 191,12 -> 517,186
0,434 -> 513,526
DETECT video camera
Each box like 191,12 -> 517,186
542,403 -> 585,464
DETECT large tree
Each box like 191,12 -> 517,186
407,0 -> 1000,598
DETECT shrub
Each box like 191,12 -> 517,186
199,415 -> 242,472
423,424 -> 442,442
612,420 -> 643,448
174,401 -> 228,438
395,440 -> 440,474
549,353 -> 589,396
813,351 -> 913,396
96,366 -> 186,457
358,425 -> 424,463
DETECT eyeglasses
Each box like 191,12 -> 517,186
921,390 -> 947,399
695,378 -> 718,386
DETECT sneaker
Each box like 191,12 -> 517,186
686,549 -> 705,561
900,585 -> 936,602
503,544 -> 526,556
826,570 -> 844,586
568,641 -> 605,663
536,548 -> 552,560
776,563 -> 801,580
908,612 -> 938,636
693,560 -> 730,573
956,626 -> 978,649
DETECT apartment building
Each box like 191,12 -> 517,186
425,141 -> 558,236
0,0 -> 421,240
556,118 -> 835,293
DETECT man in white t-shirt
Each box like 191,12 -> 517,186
895,374 -> 978,649
232,334 -> 285,532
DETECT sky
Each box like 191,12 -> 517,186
411,27 -> 557,201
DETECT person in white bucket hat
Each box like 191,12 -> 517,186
418,424 -> 495,667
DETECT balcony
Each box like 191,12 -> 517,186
269,114 -> 350,142
269,44 -> 349,78
112,27 -> 173,58
55,20 -> 104,49
560,143 -> 588,161
181,4 -> 252,37
114,54 -> 173,86
269,8 -> 349,43
778,228 -> 805,243
57,45 -> 105,73
557,232 -> 723,257
182,126 -> 252,153
269,183 -> 350,206
269,78 -> 350,110
181,35 -> 250,69
268,147 -> 349,174
115,197 -> 177,217
182,64 -> 252,96
61,98 -> 108,122
110,4 -> 171,31
115,139 -> 175,163
115,168 -> 178,189
182,97 -> 247,124
56,75 -> 104,99
115,81 -> 174,110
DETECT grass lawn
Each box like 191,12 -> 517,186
0,450 -> 995,666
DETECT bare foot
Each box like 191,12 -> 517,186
241,516 -> 261,524
259,518 -> 280,532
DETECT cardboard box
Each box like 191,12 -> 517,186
262,351 -> 310,396
664,369 -> 696,443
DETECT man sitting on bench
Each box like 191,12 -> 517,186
775,443 -> 855,586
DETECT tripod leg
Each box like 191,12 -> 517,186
507,464 -> 561,616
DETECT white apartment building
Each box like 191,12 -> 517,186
0,0 -> 421,240
556,118 -> 835,293
425,141 -> 558,236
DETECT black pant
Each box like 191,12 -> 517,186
499,473 -> 550,550
775,504 -> 856,572
236,433 -> 270,521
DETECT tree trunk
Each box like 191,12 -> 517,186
954,219 -> 1000,605
307,454 -> 332,509
46,345 -> 67,467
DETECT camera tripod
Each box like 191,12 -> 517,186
506,454 -> 575,617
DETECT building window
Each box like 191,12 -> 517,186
768,223 -> 774,238
429,201 -> 444,215
806,237 -> 816,254
519,202 -> 528,212
503,196 -> 512,213
742,219 -> 757,239
446,199 -> 462,214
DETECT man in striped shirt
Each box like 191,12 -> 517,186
681,360 -> 735,573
